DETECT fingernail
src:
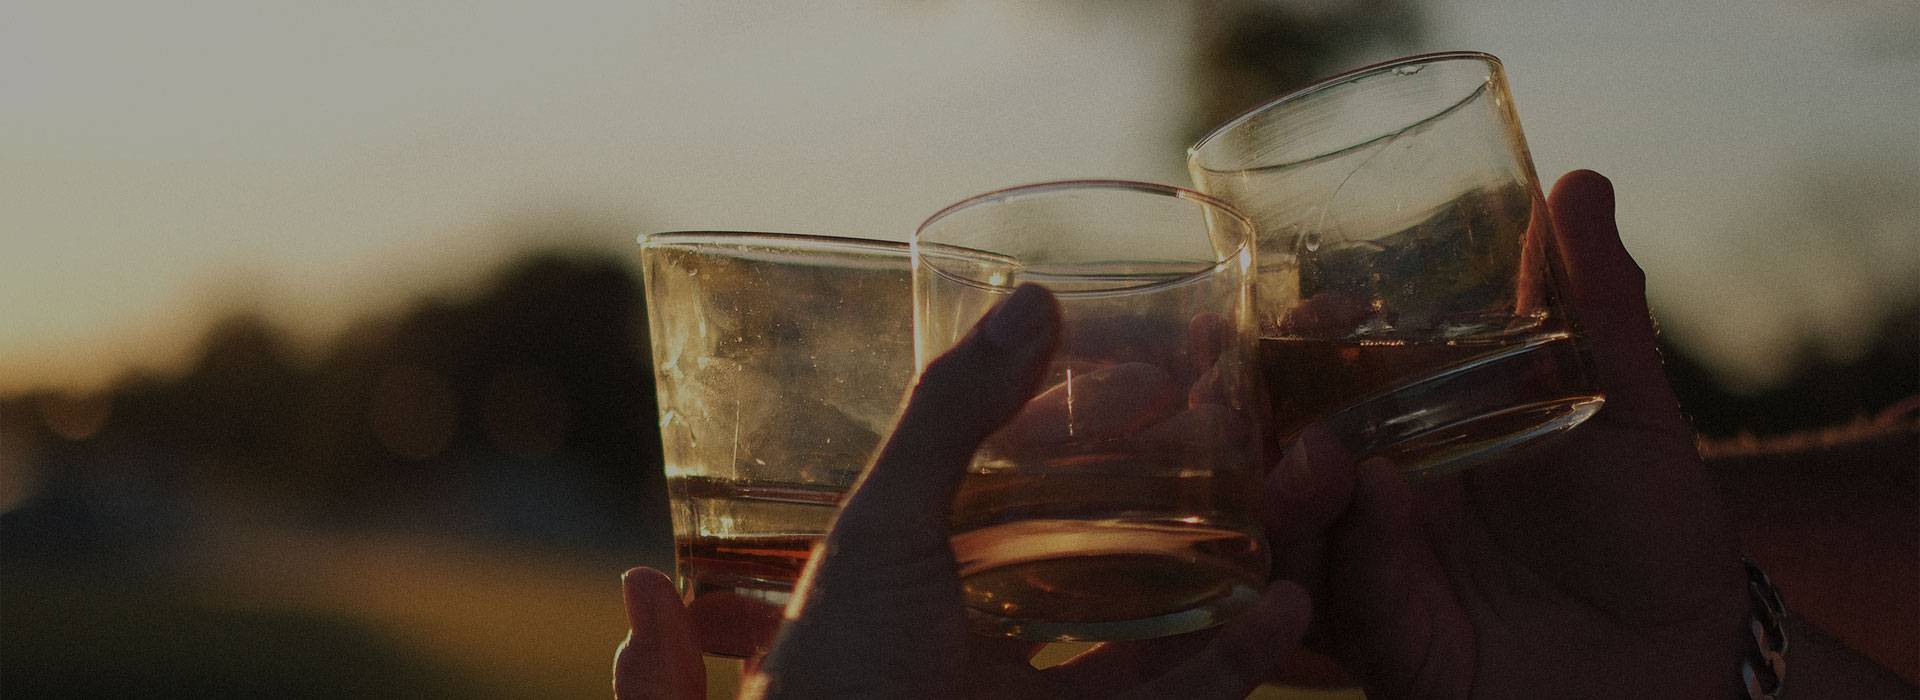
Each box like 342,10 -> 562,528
984,283 -> 1054,352
623,566 -> 678,631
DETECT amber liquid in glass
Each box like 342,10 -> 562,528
670,476 -> 841,657
676,532 -> 818,585
947,453 -> 1266,640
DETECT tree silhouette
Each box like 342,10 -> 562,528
2,248 -> 665,552
1190,0 -> 1424,142
1665,301 -> 1920,439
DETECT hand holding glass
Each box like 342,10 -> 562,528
913,180 -> 1268,641
1188,51 -> 1604,475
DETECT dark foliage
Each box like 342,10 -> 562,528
1665,303 -> 1919,439
3,250 -> 666,555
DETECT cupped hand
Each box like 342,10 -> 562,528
618,284 -> 1314,699
1263,170 -> 1751,699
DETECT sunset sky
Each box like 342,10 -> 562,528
5,0 -> 1916,393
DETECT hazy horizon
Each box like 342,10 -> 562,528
5,0 -> 1917,395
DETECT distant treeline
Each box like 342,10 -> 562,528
1664,307 -> 1918,439
1,249 -> 1913,553
2,251 -> 663,553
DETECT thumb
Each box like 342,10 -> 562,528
830,283 -> 1061,551
1548,170 -> 1685,424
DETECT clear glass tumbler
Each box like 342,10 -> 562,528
914,180 -> 1268,642
1187,51 -> 1604,476
640,232 -> 915,657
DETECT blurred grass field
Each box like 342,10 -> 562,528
3,518 -> 1365,698
3,521 -> 657,698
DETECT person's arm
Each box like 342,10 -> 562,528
1705,423 -> 1918,695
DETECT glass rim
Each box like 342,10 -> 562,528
1186,50 -> 1503,169
639,230 -> 908,254
912,179 -> 1256,297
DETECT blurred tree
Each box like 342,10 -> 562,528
2,246 -> 663,553
1665,300 -> 1920,439
297,249 -> 662,546
177,314 -> 306,500
1189,0 -> 1423,142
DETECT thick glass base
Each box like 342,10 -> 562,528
951,518 -> 1267,642
1321,333 -> 1604,477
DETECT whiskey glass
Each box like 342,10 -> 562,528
914,180 -> 1267,641
1188,51 -> 1604,476
641,232 -> 915,657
